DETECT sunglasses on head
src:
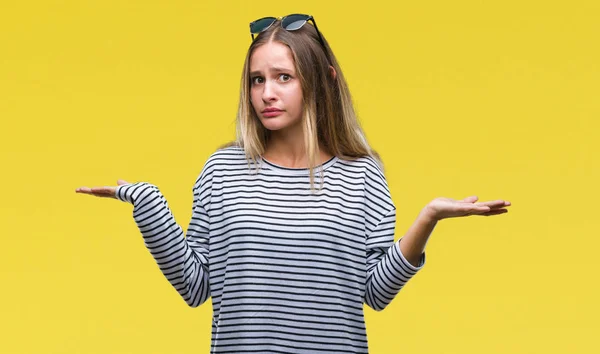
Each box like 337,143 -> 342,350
249,14 -> 326,49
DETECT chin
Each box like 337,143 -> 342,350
259,117 -> 298,132
262,123 -> 287,131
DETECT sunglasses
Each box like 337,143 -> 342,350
249,14 -> 326,49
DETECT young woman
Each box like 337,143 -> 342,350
76,14 -> 510,353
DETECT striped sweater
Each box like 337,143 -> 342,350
115,146 -> 425,353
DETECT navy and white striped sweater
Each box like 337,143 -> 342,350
115,146 -> 425,353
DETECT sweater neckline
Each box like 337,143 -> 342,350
259,155 -> 339,175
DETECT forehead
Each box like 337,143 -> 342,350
249,41 -> 296,72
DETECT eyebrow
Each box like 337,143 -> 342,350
249,66 -> 295,76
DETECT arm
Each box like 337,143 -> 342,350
364,208 -> 426,311
399,195 -> 511,266
362,161 -> 426,311
115,181 -> 211,307
398,208 -> 437,267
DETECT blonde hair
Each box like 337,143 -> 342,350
220,19 -> 382,190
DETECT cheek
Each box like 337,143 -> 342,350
249,89 -> 261,108
288,86 -> 303,112
291,90 -> 302,112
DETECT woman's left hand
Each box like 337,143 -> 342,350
423,196 -> 511,221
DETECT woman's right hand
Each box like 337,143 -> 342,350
75,179 -> 130,199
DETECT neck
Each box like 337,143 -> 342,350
263,128 -> 332,169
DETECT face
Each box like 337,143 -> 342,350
249,41 -> 304,134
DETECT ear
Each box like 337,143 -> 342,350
329,65 -> 337,80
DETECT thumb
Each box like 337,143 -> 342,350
117,179 -> 130,185
461,195 -> 479,203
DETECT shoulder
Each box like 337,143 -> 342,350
335,155 -> 386,181
206,145 -> 247,165
193,145 -> 249,190
335,155 -> 390,196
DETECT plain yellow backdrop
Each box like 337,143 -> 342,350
1,0 -> 598,353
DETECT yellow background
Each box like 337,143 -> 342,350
1,0 -> 598,353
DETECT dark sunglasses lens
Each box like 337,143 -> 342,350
250,17 -> 277,34
282,14 -> 309,30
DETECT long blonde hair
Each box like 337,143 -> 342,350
220,19 -> 382,190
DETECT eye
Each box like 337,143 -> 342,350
251,76 -> 264,85
279,74 -> 292,82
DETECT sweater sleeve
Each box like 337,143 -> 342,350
363,162 -> 426,311
114,179 -> 211,308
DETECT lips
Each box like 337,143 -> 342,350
262,109 -> 284,118
262,107 -> 283,113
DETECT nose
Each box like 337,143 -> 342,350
261,80 -> 277,102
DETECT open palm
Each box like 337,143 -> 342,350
75,179 -> 130,199
425,196 -> 511,221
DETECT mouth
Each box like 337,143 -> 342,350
262,110 -> 284,118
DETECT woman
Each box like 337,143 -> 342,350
76,14 -> 511,353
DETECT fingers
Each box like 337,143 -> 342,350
477,200 -> 511,208
479,208 -> 509,216
75,185 -> 117,198
76,179 -> 130,196
75,187 -> 92,193
75,186 -> 107,193
462,196 -> 511,208
456,204 -> 490,217
465,206 -> 509,217
471,205 -> 491,214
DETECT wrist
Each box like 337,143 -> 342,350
420,204 -> 440,224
